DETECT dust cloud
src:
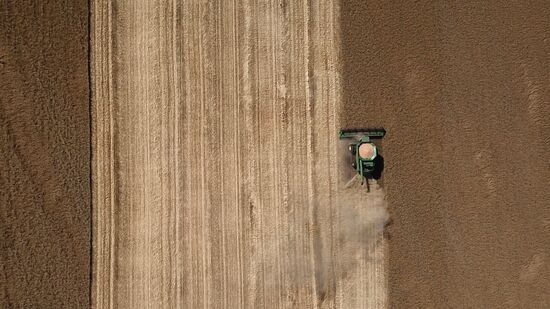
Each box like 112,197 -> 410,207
335,177 -> 389,278
338,178 -> 389,251
259,160 -> 389,305
260,176 -> 390,294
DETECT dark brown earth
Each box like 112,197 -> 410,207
0,1 -> 90,308
342,1 -> 550,308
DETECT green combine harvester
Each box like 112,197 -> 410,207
339,128 -> 386,183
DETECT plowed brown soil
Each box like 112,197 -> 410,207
342,1 -> 550,308
0,1 -> 90,308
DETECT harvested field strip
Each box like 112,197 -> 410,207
92,0 -> 386,308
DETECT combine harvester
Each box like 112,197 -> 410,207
339,128 -> 386,190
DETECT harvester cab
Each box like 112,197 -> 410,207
339,128 -> 386,185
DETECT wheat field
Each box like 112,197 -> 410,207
92,0 -> 387,308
